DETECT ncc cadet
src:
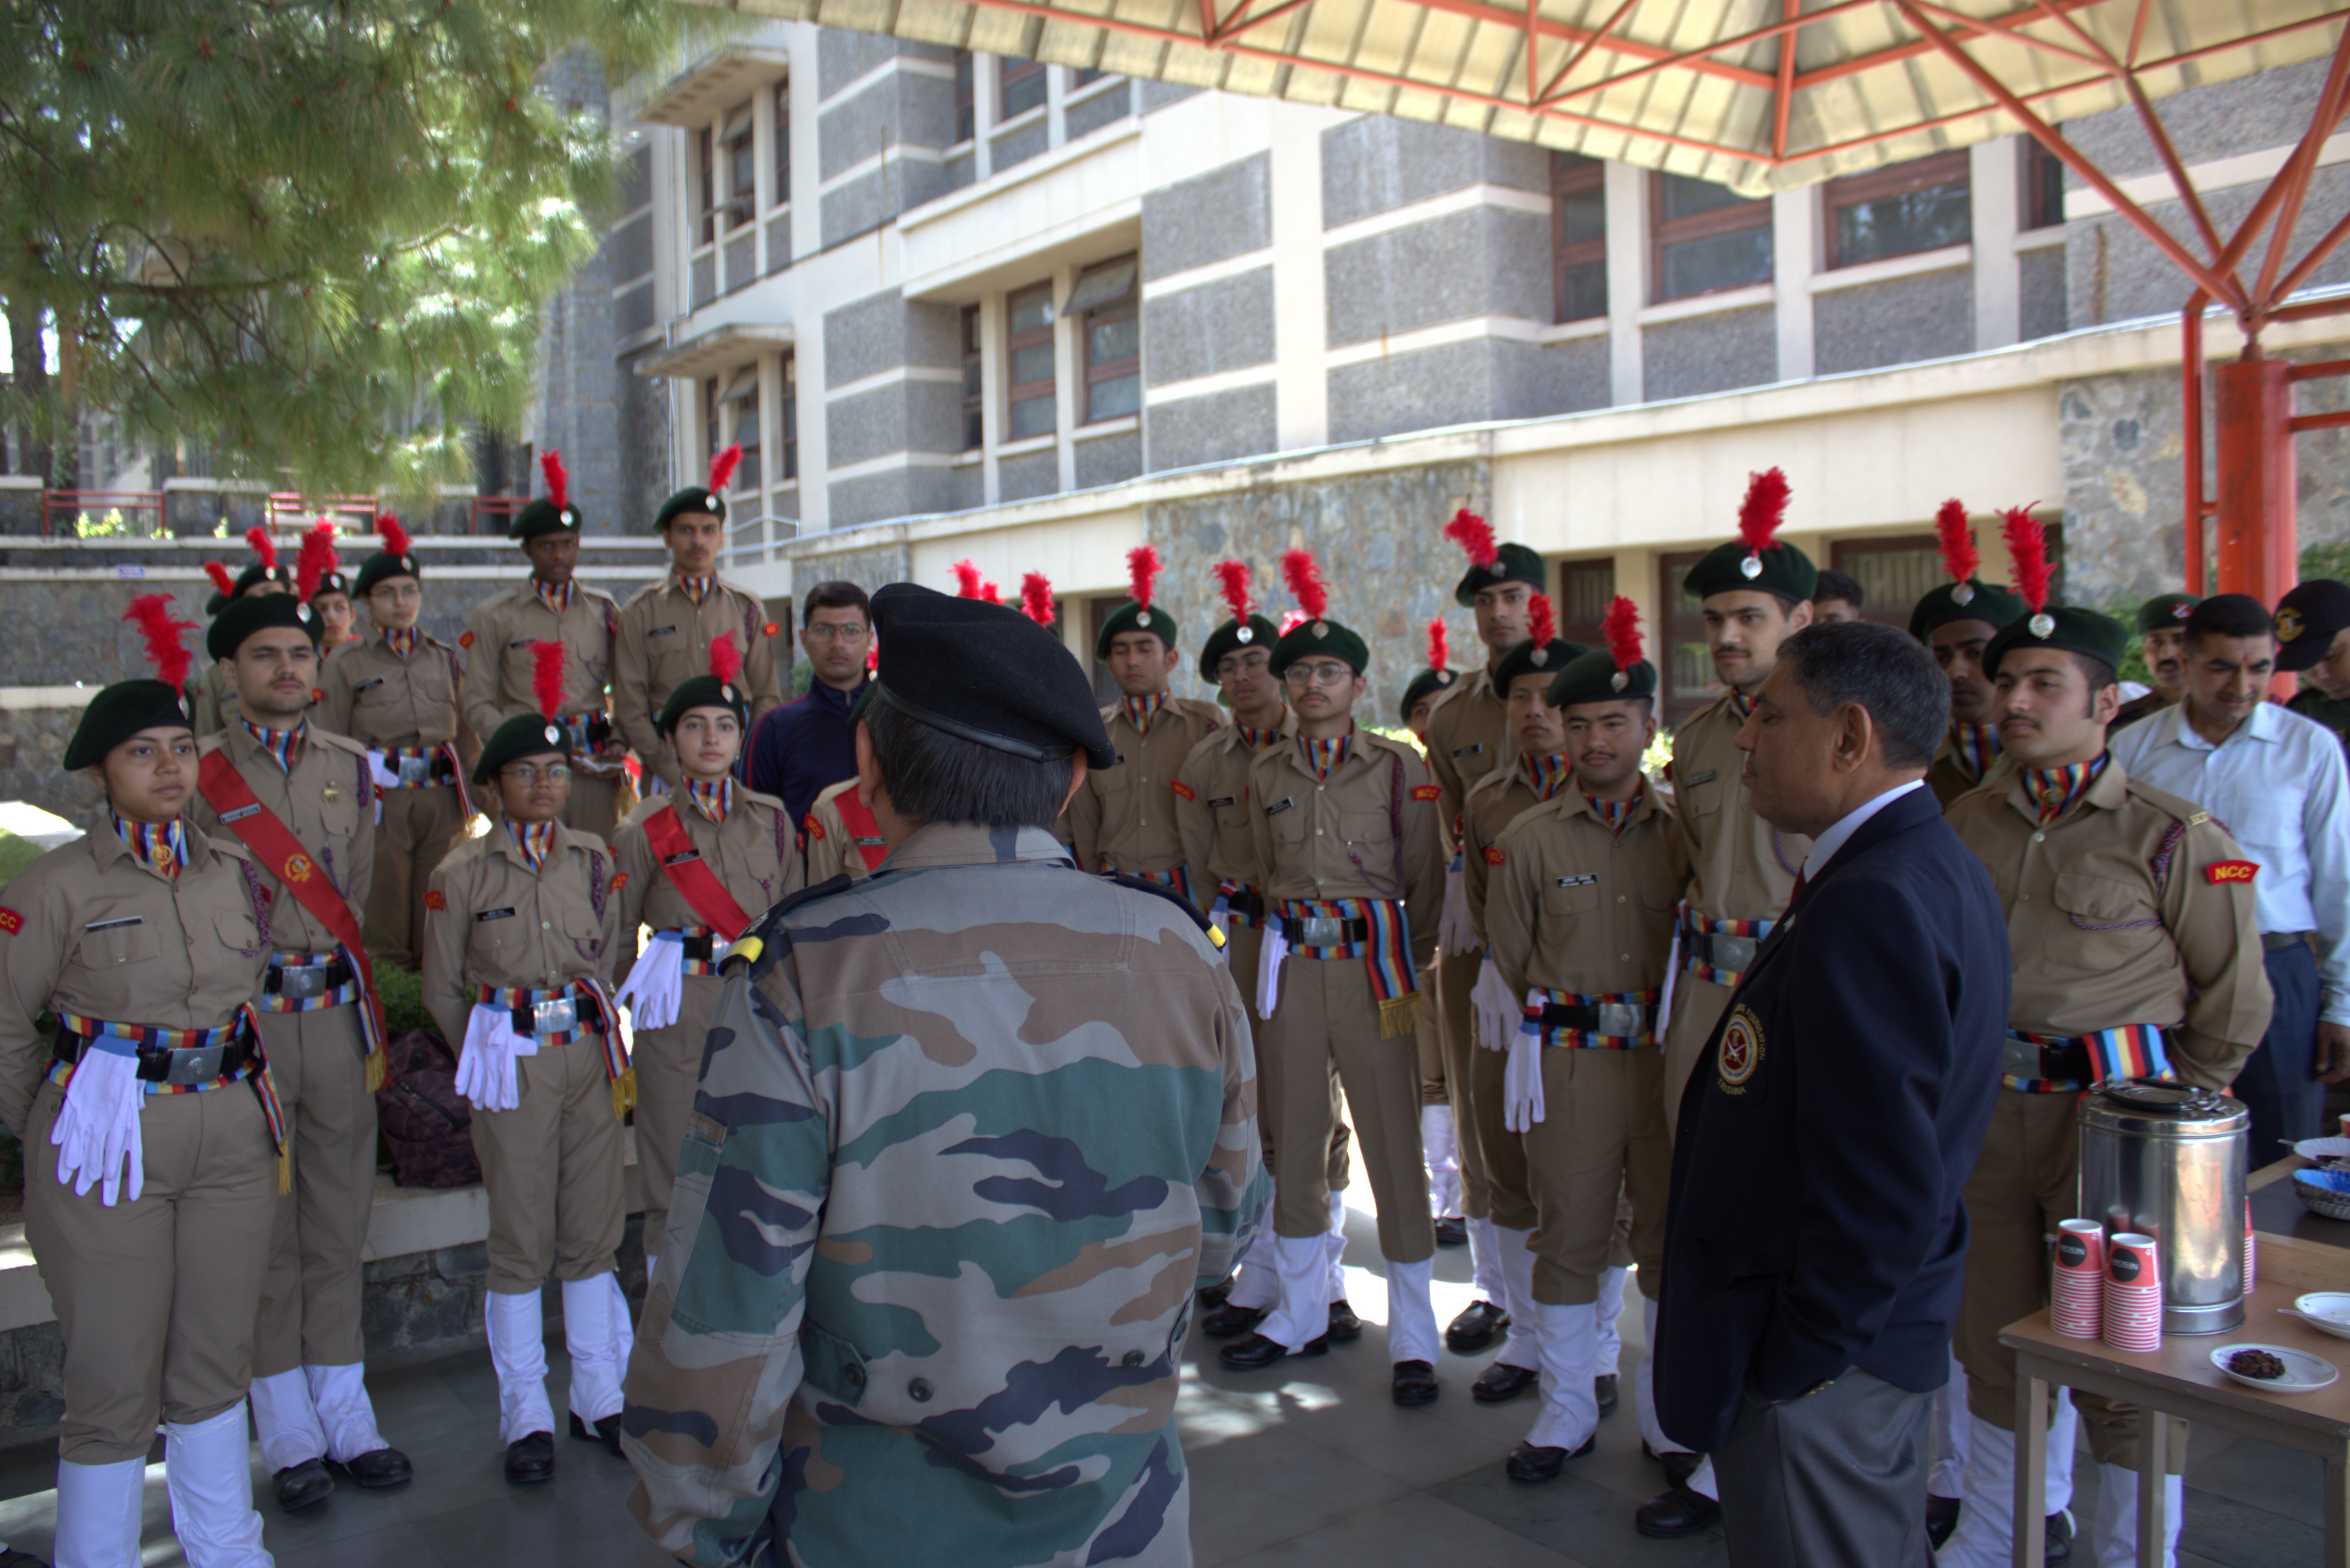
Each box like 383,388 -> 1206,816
1642,467 -> 1815,1540
0,600 -> 282,1568
463,452 -> 628,835
423,662 -> 634,1487
317,517 -> 476,970
1915,501 -> 2027,807
614,446 -> 786,793
1219,550 -> 1447,1403
1810,567 -> 1866,624
788,778 -> 887,890
1399,626 -> 1467,1249
1425,510 -> 1544,1357
2113,592 -> 2202,731
193,528 -> 296,735
612,638 -> 790,1280
1485,603 -> 1684,1485
619,583 -> 1265,1568
186,594 -> 411,1510
1177,563 -> 1356,1348
297,521 -> 359,659
1068,547 -> 1222,890
1936,571 -> 2270,1568
2276,577 -> 2350,757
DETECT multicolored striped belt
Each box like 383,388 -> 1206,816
473,979 -> 628,1080
1276,896 -> 1419,1038
48,1004 -> 286,1147
651,926 -> 730,977
1526,988 -> 1662,1049
372,743 -> 458,789
258,950 -> 360,1013
1678,908 -> 1775,987
1120,864 -> 1194,903
2003,1024 -> 2173,1094
1214,881 -> 1269,930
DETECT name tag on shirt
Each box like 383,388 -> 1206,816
477,907 -> 516,922
651,625 -> 680,637
353,677 -> 385,693
1451,743 -> 1484,759
84,916 -> 143,932
1683,770 -> 1717,787
1265,798 -> 1294,817
508,639 -> 534,650
219,804 -> 261,824
1555,874 -> 1597,889
662,850 -> 701,867
1208,795 -> 1238,809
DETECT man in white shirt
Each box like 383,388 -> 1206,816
2110,593 -> 2349,1162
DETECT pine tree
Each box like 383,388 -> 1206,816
0,0 -> 681,497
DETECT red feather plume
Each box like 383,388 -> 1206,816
245,525 -> 279,570
1279,610 -> 1308,634
530,640 -> 567,720
296,520 -> 337,600
981,580 -> 1001,605
1443,508 -> 1499,570
1126,545 -> 1161,610
1425,617 -> 1449,672
1934,499 -> 1978,586
540,450 -> 570,511
708,443 -> 742,495
707,629 -> 743,688
2001,506 -> 2053,613
123,594 -> 196,692
378,513 -> 414,561
1021,572 -> 1056,627
952,559 -> 984,598
1737,468 -> 1791,557
1281,550 -> 1328,621
1212,560 -> 1253,622
1527,592 -> 1557,649
204,560 -> 237,598
1603,595 -> 1644,672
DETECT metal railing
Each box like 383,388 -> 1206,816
40,490 -> 165,538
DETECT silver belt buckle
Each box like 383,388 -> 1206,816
396,754 -> 433,784
1301,916 -> 1344,947
275,963 -> 329,999
1596,1002 -> 1645,1038
532,996 -> 578,1035
167,1045 -> 226,1086
1707,934 -> 1757,972
2001,1034 -> 2045,1079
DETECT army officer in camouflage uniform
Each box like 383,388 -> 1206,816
621,582 -> 1268,1568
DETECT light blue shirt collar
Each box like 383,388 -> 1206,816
1800,778 -> 1926,883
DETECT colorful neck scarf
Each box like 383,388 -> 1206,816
382,626 -> 419,660
1300,733 -> 1351,780
114,813 -> 189,880
2024,754 -> 2109,825
1236,723 -> 1283,750
508,819 -> 557,871
1950,719 -> 2003,784
1731,690 -> 1756,720
677,574 -> 715,605
685,776 -> 733,825
1587,794 -> 1632,834
1121,691 -> 1167,734
1521,752 -> 1572,801
240,717 -> 305,773
533,579 -> 574,616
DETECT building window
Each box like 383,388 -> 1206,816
1551,154 -> 1608,323
1555,558 -> 1617,648
1070,255 -> 1139,424
698,126 -> 716,246
1074,64 -> 1109,88
1001,57 -> 1048,121
1824,150 -> 1970,269
960,306 -> 984,451
779,356 -> 798,482
2023,135 -> 2066,231
1658,550 -> 1720,726
718,103 -> 756,234
772,83 -> 792,209
953,51 -> 976,143
1006,281 -> 1057,441
1651,172 -> 1772,303
708,366 -> 761,493
1828,535 -> 1941,628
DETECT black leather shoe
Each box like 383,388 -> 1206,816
1434,1216 -> 1468,1247
331,1447 -> 413,1488
1658,1449 -> 1704,1489
1198,1275 -> 1235,1310
1926,1494 -> 1961,1550
1636,1486 -> 1721,1538
504,1431 -> 556,1485
1327,1300 -> 1362,1342
1444,1299 -> 1509,1353
1595,1372 -> 1619,1416
0,1549 -> 52,1568
1392,1359 -> 1439,1405
1471,1360 -> 1539,1403
1505,1432 -> 1596,1481
570,1410 -> 624,1457
1219,1330 -> 1325,1370
2046,1509 -> 2075,1563
272,1457 -> 334,1512
1202,1302 -> 1268,1338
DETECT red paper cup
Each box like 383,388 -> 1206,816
2104,1234 -> 2162,1351
2052,1220 -> 2107,1338
2246,1199 -> 2257,1293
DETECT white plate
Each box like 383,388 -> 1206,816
2289,1294 -> 2350,1342
2293,1137 -> 2350,1162
2211,1343 -> 2341,1393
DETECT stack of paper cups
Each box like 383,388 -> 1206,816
2246,1198 -> 2257,1292
2104,1233 -> 2163,1352
2053,1220 -> 2105,1338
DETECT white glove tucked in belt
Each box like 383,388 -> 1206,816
52,1043 -> 146,1206
456,1003 -> 535,1113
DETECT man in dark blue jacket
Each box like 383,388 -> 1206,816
1655,620 -> 2008,1568
746,581 -> 870,830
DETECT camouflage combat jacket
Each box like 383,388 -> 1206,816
621,821 -> 1268,1568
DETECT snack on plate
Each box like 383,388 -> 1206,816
2228,1349 -> 2287,1380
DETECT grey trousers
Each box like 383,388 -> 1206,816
1714,1368 -> 1934,1568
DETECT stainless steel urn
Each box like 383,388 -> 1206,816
2076,1082 -> 2247,1335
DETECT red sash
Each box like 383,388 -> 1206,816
831,790 -> 891,874
643,806 -> 756,941
196,749 -> 387,1066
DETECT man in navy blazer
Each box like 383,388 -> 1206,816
1654,621 -> 2009,1567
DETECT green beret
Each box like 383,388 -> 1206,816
1269,615 -> 1370,679
2278,580 -> 2350,672
1983,605 -> 2130,679
1492,638 -> 1593,696
1547,648 -> 1659,709
352,548 -> 420,599
310,570 -> 353,601
657,675 -> 749,736
510,497 -> 584,543
1198,614 -> 1281,681
1908,580 -> 2026,640
471,712 -> 574,788
64,679 -> 193,772
1453,542 -> 1547,608
653,487 -> 726,534
1681,538 -> 1818,605
1096,600 -> 1177,663
234,562 -> 293,600
1399,666 -> 1460,720
2135,592 -> 2201,635
206,593 -> 322,662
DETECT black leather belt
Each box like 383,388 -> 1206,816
2263,930 -> 2314,954
1540,1000 -> 1658,1038
264,955 -> 355,997
680,933 -> 719,963
1279,915 -> 1368,947
2001,1033 -> 2091,1082
1220,889 -> 1268,922
55,1031 -> 255,1087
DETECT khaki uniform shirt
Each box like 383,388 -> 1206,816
0,823 -> 270,1135
1672,690 -> 1808,923
1926,730 -> 2018,809
1174,717 -> 1294,911
1423,667 -> 1510,831
317,630 -> 471,757
612,576 -> 785,790
789,779 -> 887,893
461,581 -> 620,743
1487,782 -> 1688,1003
188,723 -> 375,959
1945,759 -> 2272,1089
420,822 -> 622,1049
1461,759 -> 1568,948
1247,725 -> 1445,968
2112,690 -> 2174,733
1068,696 -> 1222,876
612,785 -> 792,977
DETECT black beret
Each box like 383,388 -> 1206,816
64,680 -> 193,772
206,592 -> 323,662
1681,538 -> 1818,605
1096,599 -> 1177,662
1909,580 -> 2026,640
471,713 -> 573,787
653,487 -> 726,533
657,676 -> 749,736
1269,615 -> 1371,680
1492,638 -> 1593,696
2135,592 -> 2201,634
2276,580 -> 2350,672
1199,614 -> 1281,681
863,583 -> 1114,769
352,548 -> 420,599
1548,648 -> 1659,708
1983,605 -> 2130,678
510,497 -> 584,542
1399,666 -> 1460,720
1453,542 -> 1547,608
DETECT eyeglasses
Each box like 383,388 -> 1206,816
1217,653 -> 1273,678
1283,662 -> 1356,687
501,764 -> 572,784
803,623 -> 869,643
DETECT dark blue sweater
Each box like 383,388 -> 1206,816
747,678 -> 866,828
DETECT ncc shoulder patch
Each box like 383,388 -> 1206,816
458,630 -> 475,649
0,906 -> 21,936
1170,780 -> 1196,801
763,621 -> 781,637
803,814 -> 825,841
1483,844 -> 1505,866
1411,784 -> 1442,802
612,871 -> 630,890
2205,860 -> 2259,885
424,889 -> 445,912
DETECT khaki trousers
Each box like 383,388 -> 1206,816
1956,1090 -> 2183,1471
632,976 -> 721,1256
1520,1049 -> 1670,1305
1415,960 -> 1447,1107
473,1032 -> 625,1293
252,1001 -> 375,1375
24,1081 -> 277,1462
365,784 -> 469,970
1662,971 -> 1734,1141
1234,921 -> 1351,1189
1265,953 -> 1432,1263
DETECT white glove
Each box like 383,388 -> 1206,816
1504,1004 -> 1547,1132
1255,924 -> 1289,1022
614,935 -> 685,1032
365,750 -> 402,825
456,1004 -> 524,1113
1471,954 -> 1516,1053
51,1043 -> 146,1206
1436,854 -> 1473,956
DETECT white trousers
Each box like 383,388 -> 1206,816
1525,1302 -> 1598,1452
